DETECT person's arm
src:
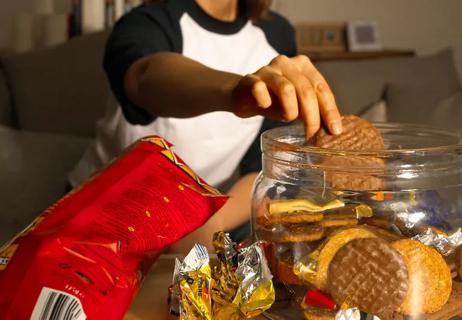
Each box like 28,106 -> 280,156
125,53 -> 343,138
168,172 -> 257,253
125,52 -> 239,118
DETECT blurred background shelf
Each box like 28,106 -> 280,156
300,49 -> 415,62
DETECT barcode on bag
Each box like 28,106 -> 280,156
31,287 -> 87,320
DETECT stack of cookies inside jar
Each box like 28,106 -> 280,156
253,116 -> 462,320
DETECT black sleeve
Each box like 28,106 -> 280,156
103,4 -> 182,125
255,11 -> 297,57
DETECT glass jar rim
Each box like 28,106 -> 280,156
262,122 -> 462,157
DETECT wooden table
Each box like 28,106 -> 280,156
125,255 -> 462,320
125,255 -> 179,320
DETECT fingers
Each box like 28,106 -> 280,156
316,82 -> 342,135
292,55 -> 343,135
236,54 -> 342,138
232,74 -> 271,118
251,78 -> 272,109
270,55 -> 320,138
256,65 -> 299,121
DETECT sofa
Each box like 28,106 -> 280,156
0,31 -> 461,244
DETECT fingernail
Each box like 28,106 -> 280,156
331,121 -> 342,135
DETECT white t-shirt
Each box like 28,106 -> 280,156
69,0 -> 296,187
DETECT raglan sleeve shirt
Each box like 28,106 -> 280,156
103,5 -> 181,125
103,3 -> 297,176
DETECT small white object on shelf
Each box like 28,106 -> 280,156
347,21 -> 382,52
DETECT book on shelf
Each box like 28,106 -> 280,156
70,0 -> 82,36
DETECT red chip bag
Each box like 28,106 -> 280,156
0,136 -> 227,320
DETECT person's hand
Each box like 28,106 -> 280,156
231,55 -> 342,138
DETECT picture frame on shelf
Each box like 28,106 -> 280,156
295,22 -> 347,53
347,20 -> 382,52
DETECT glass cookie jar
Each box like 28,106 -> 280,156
251,123 -> 462,319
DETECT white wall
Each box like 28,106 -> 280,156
273,0 -> 462,80
1,0 -> 462,79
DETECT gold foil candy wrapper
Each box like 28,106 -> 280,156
213,231 -> 237,262
323,204 -> 373,220
268,198 -> 345,215
233,241 -> 275,318
173,234 -> 275,319
293,249 -> 320,286
211,232 -> 275,319
352,204 -> 373,218
172,244 -> 213,320
212,232 -> 239,307
413,227 -> 462,256
180,266 -> 212,320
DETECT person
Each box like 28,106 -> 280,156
69,0 -> 342,252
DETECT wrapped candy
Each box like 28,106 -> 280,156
173,244 -> 212,320
413,227 -> 462,256
302,289 -> 337,310
232,240 -> 275,318
211,232 -> 239,309
171,232 -> 275,320
212,232 -> 275,319
335,308 -> 361,320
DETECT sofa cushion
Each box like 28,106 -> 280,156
0,66 -> 13,127
0,125 -> 90,244
316,48 -> 461,115
358,100 -> 387,123
433,91 -> 462,130
386,83 -> 462,130
2,31 -> 110,138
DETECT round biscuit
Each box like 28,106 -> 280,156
392,239 -> 452,315
320,218 -> 359,228
311,115 -> 385,151
311,115 -> 385,191
327,238 -> 408,317
312,227 -> 377,290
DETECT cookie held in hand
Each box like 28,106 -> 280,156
311,115 -> 385,191
310,115 -> 384,151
